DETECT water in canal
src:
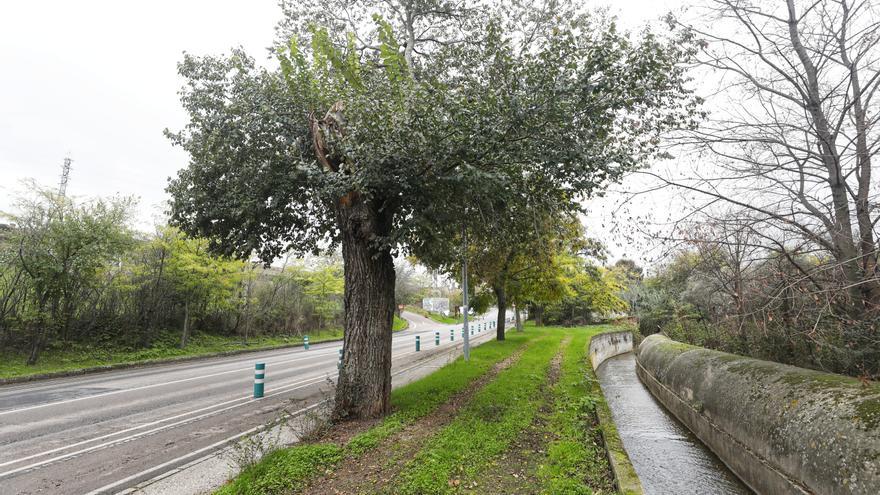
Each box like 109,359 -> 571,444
595,353 -> 752,495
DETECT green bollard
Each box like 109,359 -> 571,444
450,328 -> 454,341
303,335 -> 310,350
416,335 -> 421,351
435,331 -> 440,346
338,348 -> 343,369
254,363 -> 265,398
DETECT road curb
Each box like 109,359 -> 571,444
0,320 -> 415,386
0,339 -> 341,387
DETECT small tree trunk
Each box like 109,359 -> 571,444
180,300 -> 190,348
534,305 -> 544,326
332,197 -> 396,420
494,284 -> 506,341
514,305 -> 523,332
26,293 -> 50,366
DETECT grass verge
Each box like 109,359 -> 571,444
0,315 -> 408,381
537,327 -> 615,494
216,331 -> 530,495
406,306 -> 464,324
391,330 -> 563,494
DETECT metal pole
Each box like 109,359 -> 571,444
462,227 -> 470,362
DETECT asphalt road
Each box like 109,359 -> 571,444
0,311 -> 501,494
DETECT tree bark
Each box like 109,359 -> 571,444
494,283 -> 506,341
180,300 -> 190,348
332,196 -> 396,420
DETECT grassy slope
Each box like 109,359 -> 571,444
216,331 -> 529,495
393,330 -> 562,494
537,327 -> 615,494
0,315 -> 408,380
406,306 -> 464,325
217,325 -> 624,495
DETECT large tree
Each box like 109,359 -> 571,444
166,0 -> 697,419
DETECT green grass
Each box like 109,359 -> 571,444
217,444 -> 344,495
0,315 -> 408,381
406,306 -> 464,324
216,331 -> 530,495
393,314 -> 410,331
537,327 -> 614,494
392,329 -> 563,494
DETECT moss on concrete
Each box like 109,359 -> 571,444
638,334 -> 880,495
587,331 -> 644,495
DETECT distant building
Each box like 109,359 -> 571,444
422,297 -> 450,315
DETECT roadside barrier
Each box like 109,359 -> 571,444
303,335 -> 309,350
337,348 -> 343,369
450,329 -> 454,341
253,363 -> 265,398
416,335 -> 421,351
435,331 -> 440,346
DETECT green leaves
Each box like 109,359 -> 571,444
168,0 -> 699,270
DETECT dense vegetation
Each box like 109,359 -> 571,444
0,185 -> 351,368
619,0 -> 880,380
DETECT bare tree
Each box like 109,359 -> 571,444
656,0 -> 880,314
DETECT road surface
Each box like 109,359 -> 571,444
0,311 -> 501,494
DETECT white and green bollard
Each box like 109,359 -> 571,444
338,348 -> 343,369
435,331 -> 440,346
303,335 -> 310,350
416,335 -> 421,351
254,363 -> 265,398
450,328 -> 454,341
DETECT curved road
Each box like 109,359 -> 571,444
0,311 -> 501,494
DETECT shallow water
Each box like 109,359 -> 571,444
595,353 -> 752,495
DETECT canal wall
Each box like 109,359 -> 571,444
587,330 -> 642,494
636,334 -> 880,495
589,330 -> 634,369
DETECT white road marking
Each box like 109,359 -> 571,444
89,329 -> 497,495
0,326 -> 494,477
0,373 -> 330,479
0,321 -> 484,417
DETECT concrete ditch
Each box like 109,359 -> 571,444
637,334 -> 880,495
587,330 -> 643,495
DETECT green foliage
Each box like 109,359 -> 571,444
167,0 -> 699,269
544,257 -> 628,325
0,184 -> 367,370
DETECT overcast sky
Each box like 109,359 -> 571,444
0,0 -> 685,264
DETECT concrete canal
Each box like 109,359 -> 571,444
596,353 -> 751,495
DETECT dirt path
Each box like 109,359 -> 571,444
299,345 -> 530,495
468,337 -> 571,495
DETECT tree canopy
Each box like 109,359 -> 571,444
166,0 -> 700,418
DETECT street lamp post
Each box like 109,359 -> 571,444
462,227 -> 470,362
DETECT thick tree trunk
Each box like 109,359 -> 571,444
494,284 -> 506,341
333,197 -> 396,420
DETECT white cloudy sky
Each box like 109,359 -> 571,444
0,0 -> 686,263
